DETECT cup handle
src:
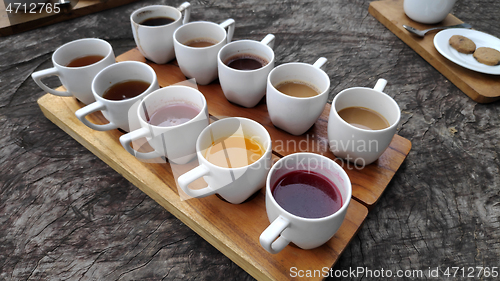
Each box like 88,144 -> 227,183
119,127 -> 162,159
219,19 -> 235,43
31,67 -> 72,97
75,101 -> 118,131
178,165 -> 217,198
312,57 -> 328,69
259,215 -> 291,254
260,34 -> 275,49
373,78 -> 387,92
177,2 -> 191,25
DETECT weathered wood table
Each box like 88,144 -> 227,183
1,0 -> 499,280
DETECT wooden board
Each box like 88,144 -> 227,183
37,92 -> 369,281
369,0 -> 500,103
117,48 -> 412,208
0,0 -> 140,36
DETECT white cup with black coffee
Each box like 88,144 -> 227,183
327,79 -> 401,166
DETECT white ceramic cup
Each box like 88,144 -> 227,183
173,19 -> 236,85
259,152 -> 352,254
130,2 -> 191,64
119,85 -> 209,165
177,117 -> 272,204
327,79 -> 401,166
217,34 -> 275,108
31,38 -> 115,105
75,61 -> 159,132
266,57 -> 330,135
403,0 -> 457,24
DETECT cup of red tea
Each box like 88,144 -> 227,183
75,61 -> 159,132
173,19 -> 235,85
119,85 -> 209,165
131,2 -> 191,64
217,34 -> 275,108
259,152 -> 351,254
31,38 -> 116,104
327,79 -> 401,166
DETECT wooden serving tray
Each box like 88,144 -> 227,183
369,0 -> 500,103
37,49 -> 411,280
0,0 -> 141,36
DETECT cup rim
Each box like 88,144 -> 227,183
173,21 -> 228,50
52,38 -> 113,70
266,152 -> 352,222
92,61 -> 158,104
217,39 -> 275,74
332,86 -> 401,133
196,117 -> 272,171
137,85 -> 207,128
130,4 -> 182,28
268,62 -> 330,101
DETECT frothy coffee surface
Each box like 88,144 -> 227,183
337,106 -> 390,130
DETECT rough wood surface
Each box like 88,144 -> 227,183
1,0 -> 500,280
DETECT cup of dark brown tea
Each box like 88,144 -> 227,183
131,2 -> 191,64
75,61 -> 159,132
31,38 -> 115,105
259,152 -> 351,254
119,85 -> 209,165
327,78 -> 401,166
217,34 -> 275,108
266,57 -> 330,135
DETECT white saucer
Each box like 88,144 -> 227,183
434,28 -> 500,75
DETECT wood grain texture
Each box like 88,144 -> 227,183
37,93 -> 368,281
2,0 -> 500,280
369,0 -> 500,103
116,48 -> 411,208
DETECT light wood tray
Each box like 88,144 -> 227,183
369,0 -> 500,103
37,49 -> 412,280
0,0 -> 140,36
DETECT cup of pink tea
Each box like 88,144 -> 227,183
119,85 -> 209,164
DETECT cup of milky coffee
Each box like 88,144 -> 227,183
173,19 -> 235,85
75,61 -> 159,132
119,85 -> 209,165
266,57 -> 330,135
327,78 -> 401,166
131,2 -> 191,64
217,34 -> 275,108
259,152 -> 351,254
177,117 -> 272,204
31,38 -> 116,105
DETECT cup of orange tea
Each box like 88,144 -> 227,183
177,117 -> 272,204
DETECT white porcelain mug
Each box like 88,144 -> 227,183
173,19 -> 236,85
259,153 -> 352,254
404,0 -> 457,24
130,2 -> 191,64
266,57 -> 330,135
75,61 -> 159,132
217,34 -> 275,108
327,79 -> 401,166
177,117 -> 272,204
31,38 -> 115,105
119,85 -> 209,165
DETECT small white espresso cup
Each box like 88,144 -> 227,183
327,79 -> 401,166
31,38 -> 115,105
173,19 -> 236,85
259,153 -> 351,254
119,85 -> 209,165
404,0 -> 457,24
177,117 -> 272,204
130,2 -> 191,64
217,34 -> 275,108
75,61 -> 159,132
266,57 -> 330,135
